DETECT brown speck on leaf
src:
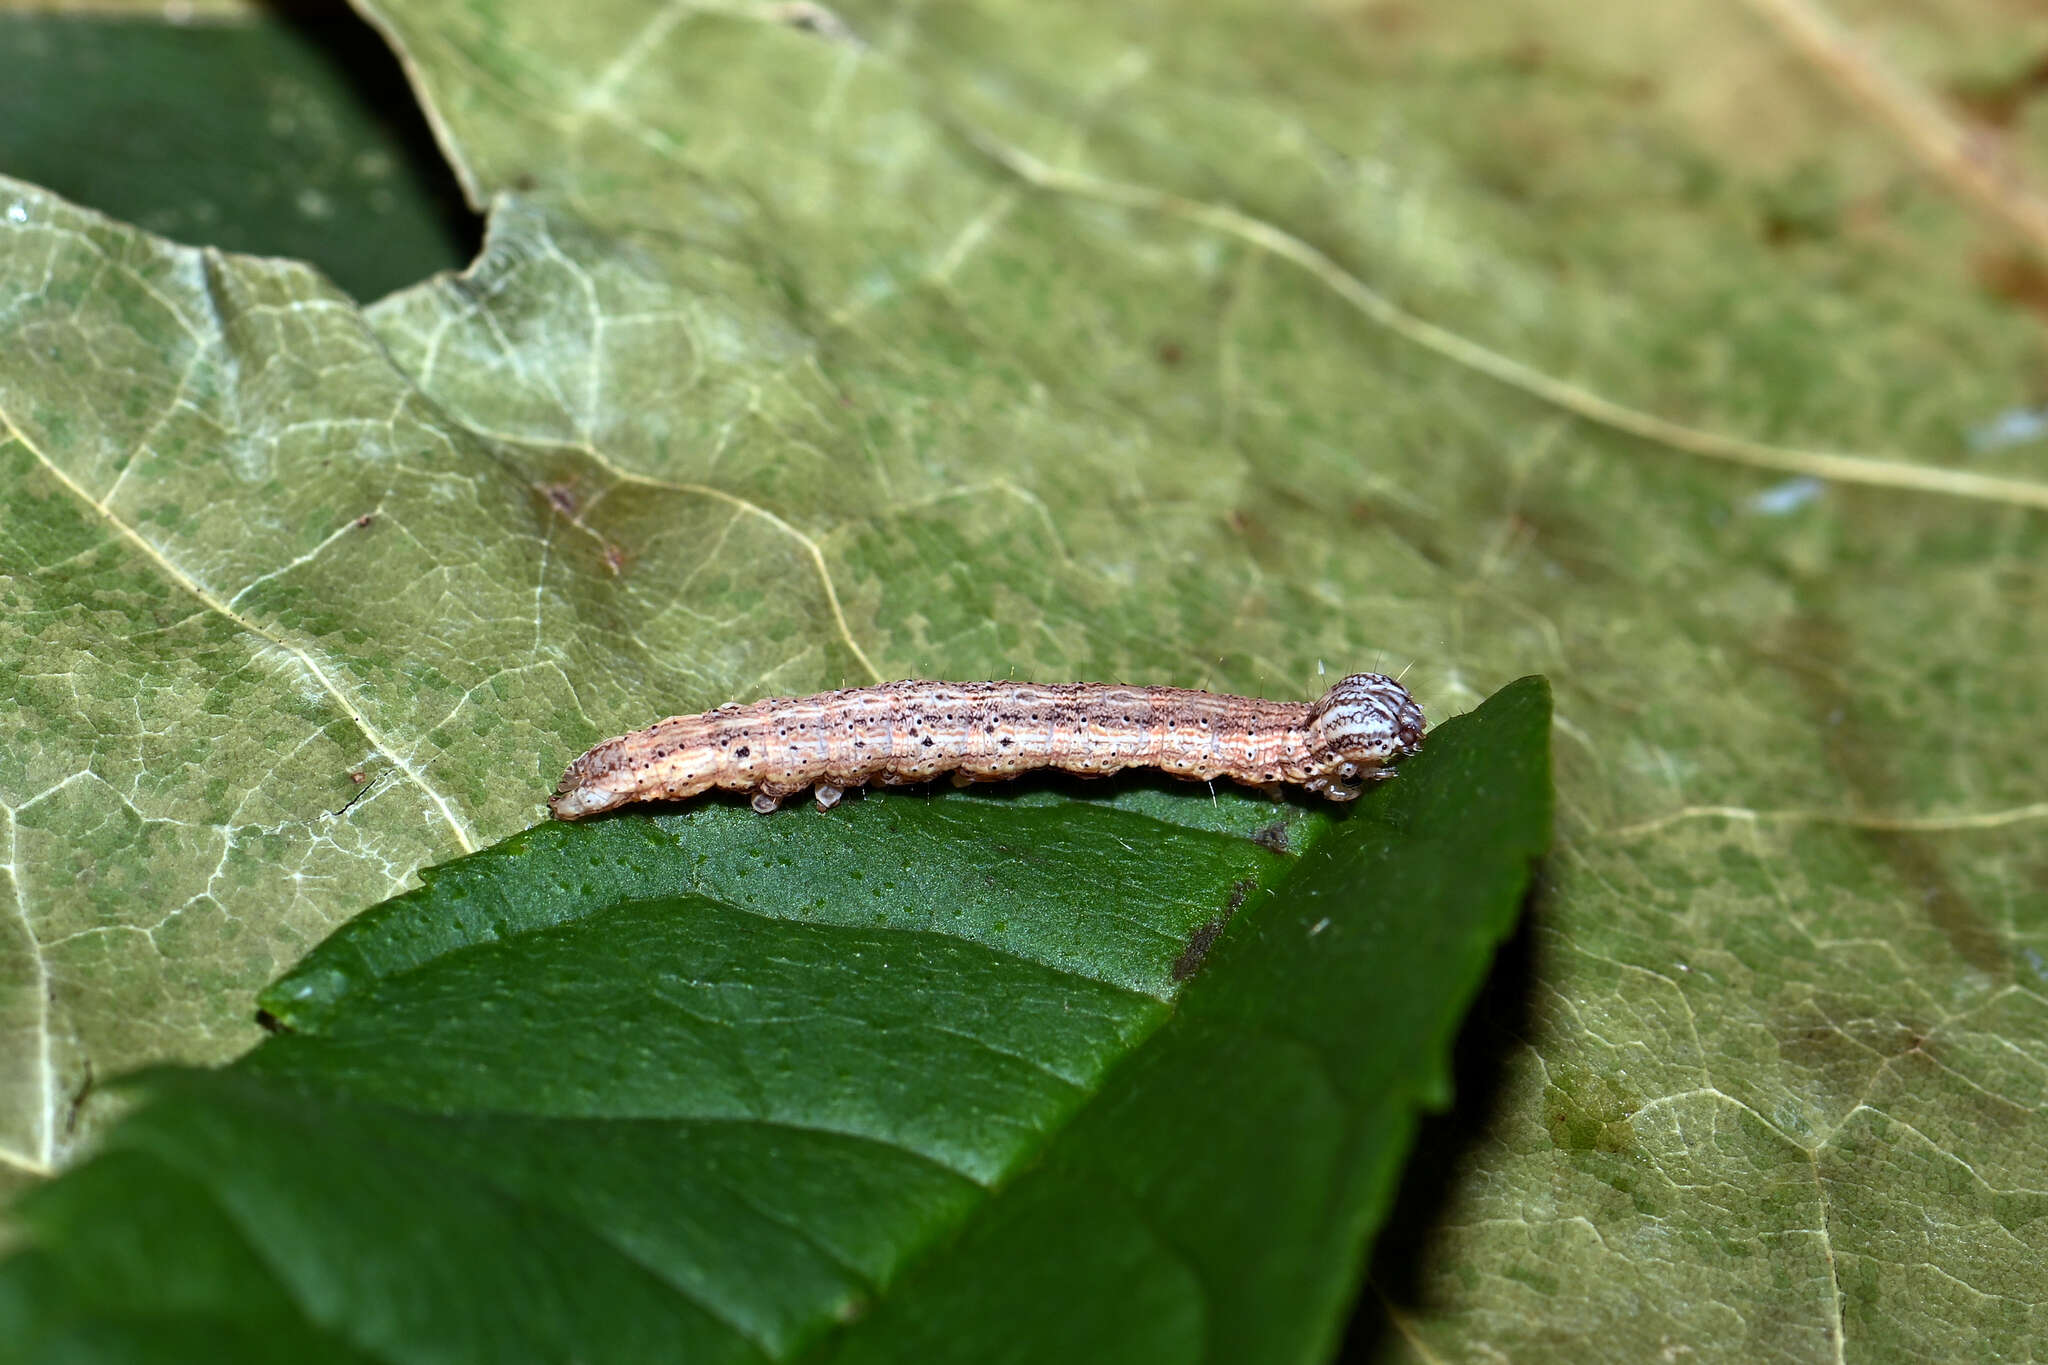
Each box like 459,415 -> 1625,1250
540,482 -> 579,517
1949,53 -> 2048,130
1173,917 -> 1229,982
1226,509 -> 1276,554
602,543 -> 629,576
769,2 -> 862,46
1251,821 -> 1291,855
61,1062 -> 95,1139
350,771 -> 368,785
1977,250 -> 2048,322
1357,1 -> 1418,36
1156,339 -> 1184,367
352,514 -> 374,529
1173,878 -> 1256,982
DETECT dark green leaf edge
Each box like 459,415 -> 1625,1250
824,675 -> 1555,1364
0,678 -> 1551,1364
257,773 -> 1334,1036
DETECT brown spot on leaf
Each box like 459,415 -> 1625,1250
1251,821 -> 1291,854
1507,38 -> 1547,73
1977,249 -> 2048,323
1173,918 -> 1229,982
1172,878 -> 1255,981
61,1062 -> 95,1139
770,2 -> 862,46
1948,53 -> 2048,130
1353,2 -> 1418,37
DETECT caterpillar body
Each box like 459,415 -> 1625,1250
549,674 -> 1425,819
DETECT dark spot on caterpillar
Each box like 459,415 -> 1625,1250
735,746 -> 749,758
922,736 -> 934,747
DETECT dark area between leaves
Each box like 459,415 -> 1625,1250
0,3 -> 477,301
1343,893 -> 1544,1358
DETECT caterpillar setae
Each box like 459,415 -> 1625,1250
549,673 -> 1425,819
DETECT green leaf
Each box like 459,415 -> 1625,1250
7,0 -> 2048,1357
0,678 -> 1551,1362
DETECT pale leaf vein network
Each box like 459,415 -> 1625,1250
2,409 -> 479,857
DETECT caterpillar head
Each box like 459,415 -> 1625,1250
1300,673 -> 1426,800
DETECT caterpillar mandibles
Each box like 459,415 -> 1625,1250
549,674 -> 1425,819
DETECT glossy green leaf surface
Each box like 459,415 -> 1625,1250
0,679 -> 1551,1363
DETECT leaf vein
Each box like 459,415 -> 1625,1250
1,417 -> 480,856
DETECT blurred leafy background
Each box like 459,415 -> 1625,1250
3,0 -> 2047,1358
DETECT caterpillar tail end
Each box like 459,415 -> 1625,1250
549,750 -> 624,820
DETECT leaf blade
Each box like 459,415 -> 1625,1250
0,680 -> 1549,1363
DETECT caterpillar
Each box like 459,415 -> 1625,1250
549,673 -> 1425,819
